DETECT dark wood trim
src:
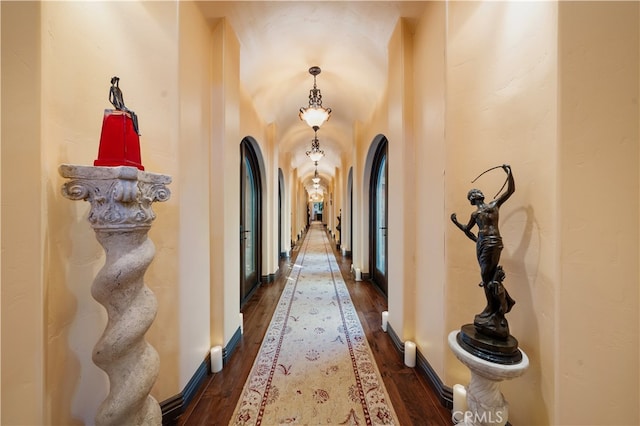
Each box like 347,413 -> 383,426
160,360 -> 208,426
183,360 -> 210,409
261,272 -> 277,283
223,326 -> 242,363
417,348 -> 453,409
387,322 -> 404,354
160,393 -> 183,425
160,326 -> 242,425
386,322 -> 453,411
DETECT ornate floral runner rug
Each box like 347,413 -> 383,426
231,223 -> 398,425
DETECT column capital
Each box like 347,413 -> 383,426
59,164 -> 171,230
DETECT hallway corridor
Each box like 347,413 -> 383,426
179,223 -> 451,425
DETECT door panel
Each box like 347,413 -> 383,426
370,138 -> 388,296
240,140 -> 261,305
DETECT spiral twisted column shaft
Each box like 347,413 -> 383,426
60,165 -> 171,426
465,372 -> 507,426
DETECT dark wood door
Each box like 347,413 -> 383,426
240,139 -> 261,305
370,138 -> 388,296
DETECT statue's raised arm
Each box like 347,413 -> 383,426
495,164 -> 515,207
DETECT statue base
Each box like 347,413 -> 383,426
449,330 -> 529,426
457,324 -> 522,365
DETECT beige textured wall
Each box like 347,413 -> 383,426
209,17 -> 242,353
333,165 -> 344,246
353,98 -> 389,279
1,1 -> 235,423
0,4 -> 3,422
177,1 -> 214,390
264,122 -> 280,275
413,1 -> 447,376
387,19 -> 416,341
239,87 -> 281,278
443,3 -> 559,423
298,168 -> 306,237
407,2 -> 638,424
288,166 -> 300,241
350,121 -> 367,273
1,1 -> 183,423
557,2 -> 639,424
1,2 -> 45,424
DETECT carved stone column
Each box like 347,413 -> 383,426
60,164 -> 171,426
448,331 -> 529,426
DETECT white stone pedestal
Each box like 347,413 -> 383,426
448,330 -> 529,426
60,165 -> 171,426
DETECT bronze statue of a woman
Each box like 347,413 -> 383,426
451,164 -> 516,340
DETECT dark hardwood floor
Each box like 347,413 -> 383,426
178,228 -> 452,425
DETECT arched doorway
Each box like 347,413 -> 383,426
369,137 -> 388,296
278,174 -> 282,257
240,138 -> 262,306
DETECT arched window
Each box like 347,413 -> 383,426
240,138 -> 262,305
369,137 -> 388,296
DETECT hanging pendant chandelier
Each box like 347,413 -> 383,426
306,129 -> 325,163
299,66 -> 332,131
312,167 -> 320,184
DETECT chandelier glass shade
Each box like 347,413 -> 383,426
306,130 -> 324,162
299,66 -> 331,130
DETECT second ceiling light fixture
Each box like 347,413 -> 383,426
300,66 -> 331,165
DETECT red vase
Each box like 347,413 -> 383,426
94,110 -> 144,171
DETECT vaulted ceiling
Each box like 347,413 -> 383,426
196,1 -> 427,196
